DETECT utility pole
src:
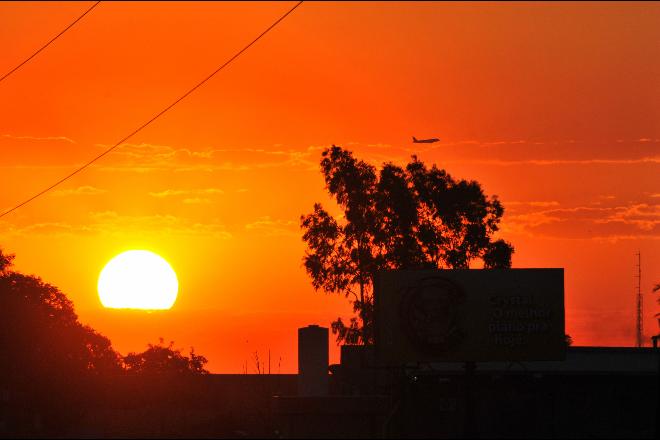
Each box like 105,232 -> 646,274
635,251 -> 643,347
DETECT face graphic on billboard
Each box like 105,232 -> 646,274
399,277 -> 466,355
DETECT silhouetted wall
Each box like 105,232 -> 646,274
1,374 -> 297,438
330,346 -> 659,439
2,348 -> 657,438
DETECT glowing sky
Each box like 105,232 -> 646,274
0,1 -> 658,372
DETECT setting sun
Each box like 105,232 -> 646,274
98,250 -> 178,310
0,1 -> 658,437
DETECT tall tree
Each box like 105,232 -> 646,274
301,146 -> 514,345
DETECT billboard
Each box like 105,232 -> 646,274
374,269 -> 565,364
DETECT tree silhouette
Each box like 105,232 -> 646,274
0,247 -> 122,435
124,338 -> 209,375
1,247 -> 212,434
565,334 -> 573,347
0,249 -> 123,376
301,146 -> 514,344
0,248 -> 13,272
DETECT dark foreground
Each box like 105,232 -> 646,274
1,347 -> 658,438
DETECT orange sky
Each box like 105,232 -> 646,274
0,1 -> 658,373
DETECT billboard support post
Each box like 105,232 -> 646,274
463,361 -> 476,439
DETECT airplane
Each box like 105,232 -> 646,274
412,136 -> 440,144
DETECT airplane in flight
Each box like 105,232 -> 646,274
412,136 -> 440,144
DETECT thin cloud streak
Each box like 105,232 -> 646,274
149,188 -> 225,198
1,134 -> 76,144
50,186 -> 107,197
244,216 -> 298,237
0,212 -> 233,239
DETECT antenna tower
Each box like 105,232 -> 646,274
635,251 -> 643,347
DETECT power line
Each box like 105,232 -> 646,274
0,1 -> 304,219
0,1 -> 101,85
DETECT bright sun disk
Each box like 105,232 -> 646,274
98,250 -> 178,310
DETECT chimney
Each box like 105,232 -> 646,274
297,325 -> 328,396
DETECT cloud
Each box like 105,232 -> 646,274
99,143 -> 197,161
1,134 -> 75,144
473,157 -> 660,166
51,186 -> 107,197
182,198 -> 212,205
93,142 -> 224,172
149,188 -> 224,198
88,211 -> 232,239
594,204 -> 660,231
502,203 -> 660,240
0,221 -> 84,236
351,137 -> 660,168
501,211 -> 563,235
303,140 -> 648,173
244,216 -> 298,237
94,166 -> 162,173
0,212 -> 233,239
506,201 -> 561,208
94,143 -> 317,173
480,140 -> 527,146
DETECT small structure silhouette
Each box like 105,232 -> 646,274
297,325 -> 328,396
